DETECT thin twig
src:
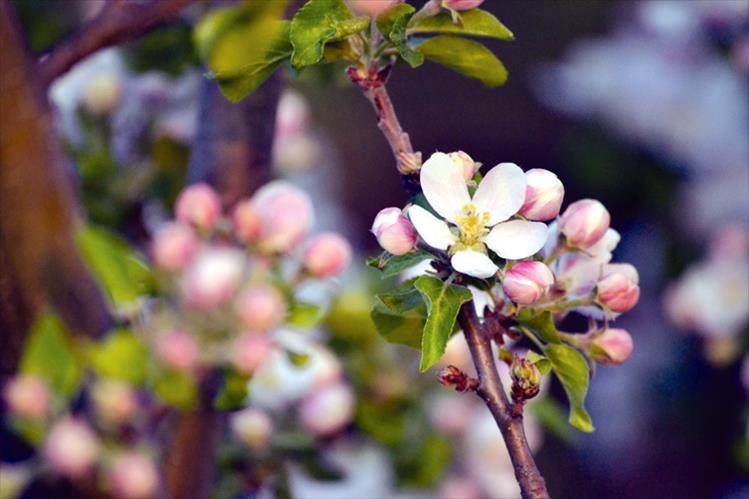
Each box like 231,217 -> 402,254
38,0 -> 195,88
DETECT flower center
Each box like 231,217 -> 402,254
452,203 -> 490,253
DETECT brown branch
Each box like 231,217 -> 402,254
350,66 -> 549,499
38,0 -> 195,88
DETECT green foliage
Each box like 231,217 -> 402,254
77,224 -> 153,312
287,301 -> 324,328
376,4 -> 423,68
214,370 -> 250,411
414,275 -> 472,372
375,4 -> 415,37
398,433 -> 452,488
371,279 -> 427,349
408,9 -> 514,40
416,36 -> 507,87
544,344 -> 594,433
86,328 -> 149,385
154,370 -> 197,409
20,311 -> 81,399
528,397 -> 577,445
366,249 -> 433,278
290,0 -> 367,69
525,350 -> 552,375
517,310 -> 561,344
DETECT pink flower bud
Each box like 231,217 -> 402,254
502,261 -> 554,305
92,380 -> 139,425
298,383 -> 355,437
303,232 -> 352,278
591,329 -> 633,365
232,199 -> 261,243
3,375 -> 50,419
519,169 -> 565,221
231,333 -> 273,374
155,330 -> 199,371
109,452 -> 158,499
252,182 -> 313,253
559,199 -> 611,249
371,207 -> 417,256
235,284 -> 286,332
44,418 -> 100,479
448,151 -> 478,182
444,0 -> 484,10
346,0 -> 402,16
181,248 -> 245,310
151,223 -> 198,271
230,408 -> 273,449
597,266 -> 640,313
175,183 -> 222,231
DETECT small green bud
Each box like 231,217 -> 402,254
510,355 -> 541,402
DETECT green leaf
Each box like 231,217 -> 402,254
86,329 -> 149,385
154,370 -> 197,409
415,275 -> 472,372
20,311 -> 82,399
77,224 -> 153,312
287,301 -> 324,328
367,250 -> 434,278
287,350 -> 311,367
516,310 -> 561,344
376,3 -> 415,36
333,16 -> 370,40
408,9 -> 514,40
544,344 -> 594,433
525,350 -> 552,375
290,0 -> 359,69
375,3 -> 423,67
214,370 -> 250,411
371,279 -> 427,349
416,36 -> 507,87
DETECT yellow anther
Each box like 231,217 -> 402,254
454,203 -> 490,249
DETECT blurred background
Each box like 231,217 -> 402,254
2,1 -> 748,498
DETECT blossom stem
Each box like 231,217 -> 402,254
352,71 -> 549,499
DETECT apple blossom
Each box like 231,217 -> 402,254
109,452 -> 159,499
519,169 -> 565,221
82,73 -> 121,115
303,232 -> 352,277
151,222 -> 198,271
591,328 -> 634,365
448,151 -> 479,182
235,284 -> 286,332
231,333 -> 273,374
596,264 -> 640,313
408,152 -> 548,278
91,379 -> 139,424
371,207 -> 417,256
251,181 -> 313,253
559,199 -> 610,249
175,183 -> 222,231
181,247 -> 245,310
444,0 -> 484,10
298,382 -> 355,437
232,199 -> 261,243
155,329 -> 199,371
346,0 -> 401,16
44,418 -> 100,479
3,375 -> 50,419
231,408 -> 273,449
502,261 -> 555,305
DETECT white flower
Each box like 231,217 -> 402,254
408,152 -> 549,278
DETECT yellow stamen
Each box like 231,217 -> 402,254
451,203 -> 490,254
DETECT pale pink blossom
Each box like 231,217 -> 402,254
231,408 -> 273,449
109,452 -> 159,499
519,169 -> 565,221
151,223 -> 198,271
559,199 -> 610,249
444,0 -> 484,10
502,261 -> 555,305
298,382 -> 355,437
303,232 -> 352,277
181,247 -> 245,310
251,182 -> 313,253
92,379 -> 139,424
175,183 -> 222,231
591,328 -> 634,365
231,333 -> 274,374
3,375 -> 50,420
232,199 -> 261,243
596,265 -> 640,313
448,151 -> 479,182
347,0 -> 401,16
44,418 -> 100,479
235,284 -> 286,332
155,330 -> 199,371
371,207 -> 417,256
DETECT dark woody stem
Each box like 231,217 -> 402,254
350,67 -> 550,499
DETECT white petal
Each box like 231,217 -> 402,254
451,250 -> 499,278
586,228 -> 620,261
408,205 -> 456,251
420,152 -> 471,223
484,220 -> 549,260
472,162 -> 527,226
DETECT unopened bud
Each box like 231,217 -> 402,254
231,408 -> 273,449
252,182 -> 313,253
559,199 -> 611,249
591,328 -> 633,365
109,452 -> 158,499
398,151 -> 423,175
510,355 -> 541,401
92,379 -> 139,425
232,199 -> 261,243
372,207 -> 417,256
151,223 -> 198,271
155,329 -> 199,371
438,365 -> 479,392
44,418 -> 100,479
235,284 -> 286,332
519,169 -> 565,221
175,183 -> 222,231
83,73 -> 121,115
231,333 -> 273,374
448,151 -> 478,182
303,232 -> 352,278
3,375 -> 50,420
298,383 -> 355,437
181,248 -> 245,310
502,261 -> 554,305
346,0 -> 402,16
443,0 -> 484,10
597,265 -> 640,313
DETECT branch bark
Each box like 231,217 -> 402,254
351,66 -> 549,499
38,0 -> 195,88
